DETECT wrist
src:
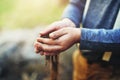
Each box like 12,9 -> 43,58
75,28 -> 81,43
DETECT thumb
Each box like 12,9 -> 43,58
40,22 -> 59,36
49,29 -> 66,39
40,27 -> 55,36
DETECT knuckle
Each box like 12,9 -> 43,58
60,42 -> 64,46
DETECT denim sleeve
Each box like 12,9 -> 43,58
62,0 -> 86,27
80,28 -> 120,52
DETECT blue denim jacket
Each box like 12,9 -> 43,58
62,0 -> 120,63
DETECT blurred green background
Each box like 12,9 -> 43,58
0,0 -> 68,30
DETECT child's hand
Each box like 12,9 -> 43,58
40,18 -> 75,37
34,27 -> 81,55
34,18 -> 75,55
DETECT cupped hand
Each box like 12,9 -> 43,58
34,27 -> 81,55
34,18 -> 75,55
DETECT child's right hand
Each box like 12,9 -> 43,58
40,18 -> 76,37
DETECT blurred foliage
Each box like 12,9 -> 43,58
0,0 -> 15,14
0,0 -> 16,28
0,0 -> 68,30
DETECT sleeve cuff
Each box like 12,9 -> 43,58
80,28 -> 120,52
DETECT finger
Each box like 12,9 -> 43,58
40,23 -> 59,36
37,38 -> 58,45
34,42 -> 40,53
40,43 -> 62,52
49,28 -> 66,39
34,48 -> 40,54
34,42 -> 42,53
40,51 -> 44,55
